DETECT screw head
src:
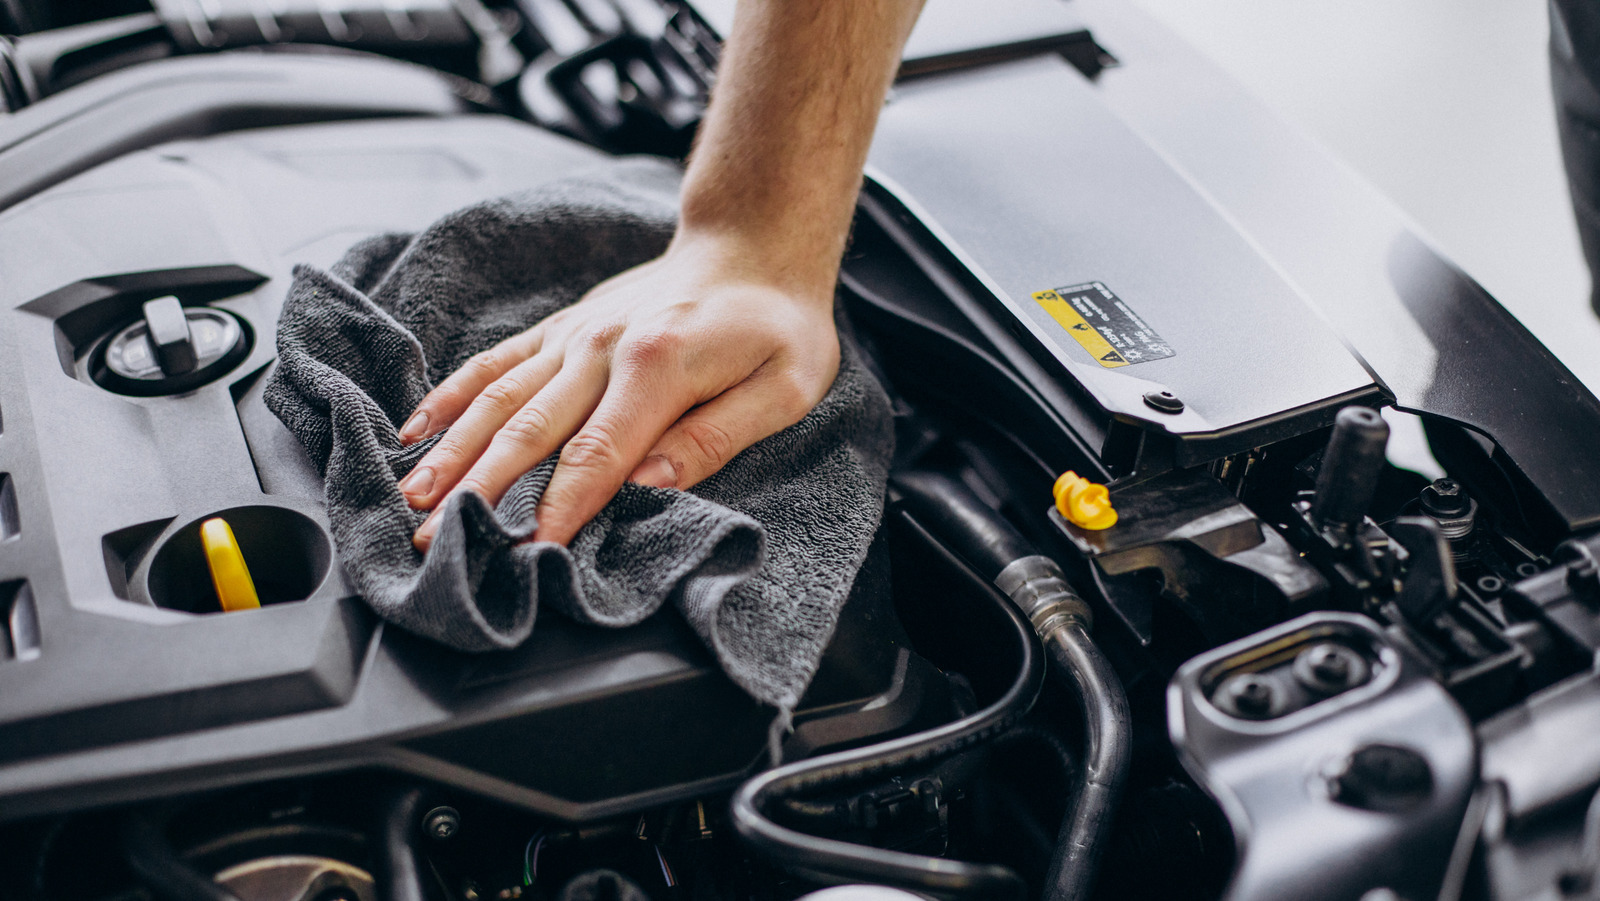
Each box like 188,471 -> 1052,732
1214,672 -> 1285,719
423,805 -> 461,840
1292,642 -> 1370,695
1309,646 -> 1348,680
1420,479 -> 1470,517
1143,390 -> 1185,414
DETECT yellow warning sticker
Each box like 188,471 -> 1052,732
1031,283 -> 1175,369
1033,289 -> 1128,368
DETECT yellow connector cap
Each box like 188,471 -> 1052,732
1053,471 -> 1118,530
200,517 -> 261,612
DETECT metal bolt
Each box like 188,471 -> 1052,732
423,806 -> 461,840
1420,479 -> 1467,515
1309,646 -> 1348,680
1293,642 -> 1370,695
1476,575 -> 1504,595
1143,390 -> 1185,414
1216,673 -> 1283,719
1234,679 -> 1272,712
1419,479 -> 1476,541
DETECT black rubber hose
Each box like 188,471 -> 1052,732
121,809 -> 243,901
374,787 -> 429,901
730,525 -> 1046,899
890,470 -> 1131,901
1038,623 -> 1130,901
891,469 -> 1035,578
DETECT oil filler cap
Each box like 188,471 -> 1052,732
93,296 -> 248,396
200,517 -> 261,612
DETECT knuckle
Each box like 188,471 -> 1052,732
770,372 -> 819,421
462,349 -> 505,381
428,430 -> 475,464
619,330 -> 682,370
476,375 -> 527,414
560,428 -> 624,471
575,322 -> 624,357
496,405 -> 553,448
680,419 -> 735,470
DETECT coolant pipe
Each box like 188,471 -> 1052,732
892,470 -> 1132,901
730,511 -> 1046,898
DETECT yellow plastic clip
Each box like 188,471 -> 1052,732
1053,471 -> 1118,531
200,517 -> 261,612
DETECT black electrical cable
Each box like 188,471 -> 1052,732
121,809 -> 243,901
990,725 -> 1076,780
730,514 -> 1046,899
890,470 -> 1131,901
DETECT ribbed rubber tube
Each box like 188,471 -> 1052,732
730,541 -> 1046,898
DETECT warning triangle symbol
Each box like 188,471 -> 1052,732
1101,350 -> 1126,364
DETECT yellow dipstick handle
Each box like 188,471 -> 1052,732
1053,471 -> 1119,531
200,518 -> 261,612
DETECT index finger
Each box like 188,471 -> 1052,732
531,368 -> 701,545
398,327 -> 544,444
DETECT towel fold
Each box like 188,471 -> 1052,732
264,157 -> 893,713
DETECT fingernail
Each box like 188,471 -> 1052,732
399,410 -> 430,444
630,455 -> 678,489
413,512 -> 438,551
399,465 -> 435,499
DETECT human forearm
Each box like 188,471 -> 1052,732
676,0 -> 925,298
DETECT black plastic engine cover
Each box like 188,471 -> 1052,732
863,55 -> 1385,468
0,113 -> 930,822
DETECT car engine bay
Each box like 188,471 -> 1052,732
2,2 -> 1600,901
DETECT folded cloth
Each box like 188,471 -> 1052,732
264,158 -> 894,715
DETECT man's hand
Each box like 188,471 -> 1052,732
399,231 -> 840,549
399,0 -> 924,549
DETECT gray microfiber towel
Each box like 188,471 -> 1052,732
263,157 -> 893,716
